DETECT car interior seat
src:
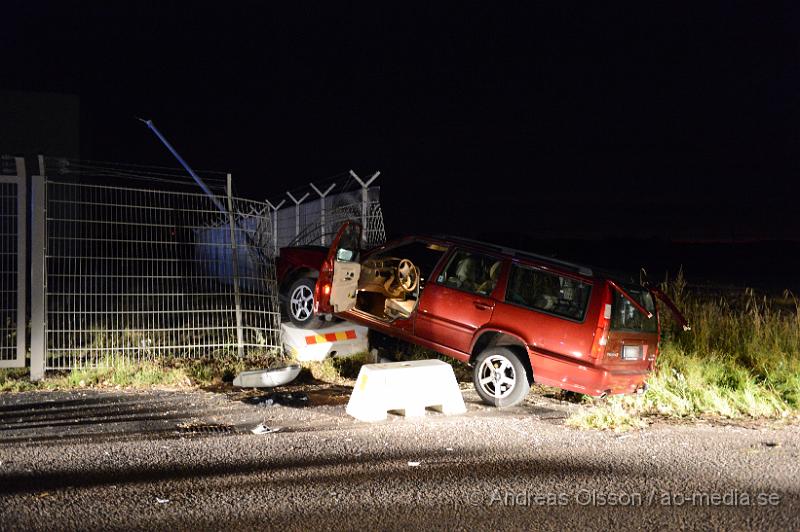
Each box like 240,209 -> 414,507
384,263 -> 420,319
476,260 -> 502,294
384,297 -> 417,319
453,256 -> 480,290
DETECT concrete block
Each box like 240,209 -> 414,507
282,320 -> 369,362
346,359 -> 467,422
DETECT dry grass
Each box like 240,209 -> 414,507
568,271 -> 800,431
0,350 -> 294,392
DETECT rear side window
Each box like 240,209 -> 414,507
437,250 -> 503,296
611,287 -> 657,332
505,264 -> 591,321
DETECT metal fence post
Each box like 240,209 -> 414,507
14,158 -> 27,368
266,199 -> 285,256
286,191 -> 309,240
30,156 -> 47,381
226,174 -> 245,358
310,182 -> 335,245
348,170 -> 380,244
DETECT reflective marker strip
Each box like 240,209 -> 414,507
305,330 -> 358,345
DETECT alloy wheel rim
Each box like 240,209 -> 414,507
290,285 -> 314,320
478,354 -> 516,399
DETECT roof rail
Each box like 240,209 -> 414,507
428,234 -> 594,277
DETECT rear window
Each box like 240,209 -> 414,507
505,264 -> 592,321
611,287 -> 657,332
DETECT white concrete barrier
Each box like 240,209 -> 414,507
346,359 -> 467,422
282,321 -> 369,362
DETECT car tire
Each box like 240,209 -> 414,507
286,277 -> 324,329
472,347 -> 531,408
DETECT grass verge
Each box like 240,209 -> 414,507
0,351 -> 293,392
567,273 -> 800,431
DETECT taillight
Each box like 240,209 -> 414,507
322,283 -> 331,296
590,302 -> 612,359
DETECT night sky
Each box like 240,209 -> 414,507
3,3 -> 800,250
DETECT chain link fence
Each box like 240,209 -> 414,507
0,156 -> 25,368
285,198 -> 386,249
42,159 -> 282,370
5,155 -> 387,377
271,184 -> 384,251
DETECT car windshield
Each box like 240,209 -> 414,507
611,286 -> 657,332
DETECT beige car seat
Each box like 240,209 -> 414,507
453,257 -> 480,290
476,260 -> 502,294
385,297 -> 417,318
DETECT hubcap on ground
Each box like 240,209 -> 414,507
478,354 -> 516,399
290,285 -> 314,321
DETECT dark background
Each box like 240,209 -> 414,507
2,2 -> 799,289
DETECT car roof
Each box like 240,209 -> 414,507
420,234 -> 595,277
380,234 -> 643,285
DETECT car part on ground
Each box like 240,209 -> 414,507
232,364 -> 302,388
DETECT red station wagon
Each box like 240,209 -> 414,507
278,222 -> 688,407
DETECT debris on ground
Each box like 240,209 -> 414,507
251,423 -> 281,435
175,421 -> 235,436
156,497 -> 170,504
233,365 -> 302,388
407,461 -> 421,467
244,392 -> 310,408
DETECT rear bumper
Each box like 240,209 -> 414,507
587,367 -> 650,396
530,351 -> 650,397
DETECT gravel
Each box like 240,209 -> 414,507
0,386 -> 798,531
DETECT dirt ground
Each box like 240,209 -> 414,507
0,382 -> 798,531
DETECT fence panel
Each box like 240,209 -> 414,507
0,157 -> 26,368
42,162 -> 281,370
274,187 -> 386,250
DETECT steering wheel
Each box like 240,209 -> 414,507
397,259 -> 420,293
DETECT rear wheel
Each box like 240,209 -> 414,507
473,347 -> 531,407
286,277 -> 324,329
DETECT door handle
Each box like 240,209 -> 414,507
473,301 -> 493,311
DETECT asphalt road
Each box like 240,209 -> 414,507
0,385 -> 798,531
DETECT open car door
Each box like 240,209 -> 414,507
314,221 -> 362,314
649,287 -> 691,331
608,279 -> 690,331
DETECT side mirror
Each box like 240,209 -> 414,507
337,248 -> 354,262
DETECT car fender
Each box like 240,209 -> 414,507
470,326 -> 533,360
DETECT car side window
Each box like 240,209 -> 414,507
335,223 -> 361,263
505,264 -> 591,320
371,241 -> 448,285
437,250 -> 503,296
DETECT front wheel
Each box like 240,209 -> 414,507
286,277 -> 324,329
473,347 -> 531,407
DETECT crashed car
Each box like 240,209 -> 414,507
277,222 -> 687,407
